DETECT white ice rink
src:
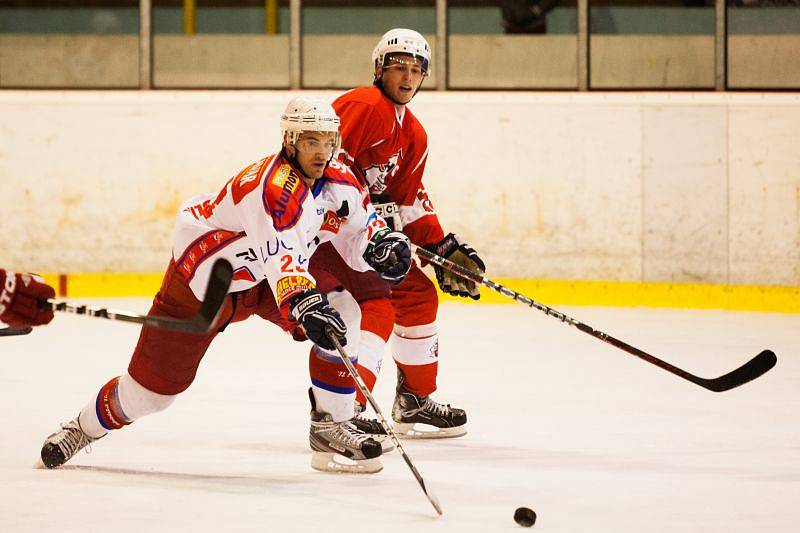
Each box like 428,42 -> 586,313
1,301 -> 798,532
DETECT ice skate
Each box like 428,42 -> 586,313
392,370 -> 467,439
39,416 -> 99,469
308,391 -> 382,474
350,404 -> 395,453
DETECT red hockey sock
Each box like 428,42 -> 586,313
396,361 -> 438,398
96,376 -> 132,431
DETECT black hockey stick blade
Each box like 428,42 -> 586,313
42,259 -> 233,334
186,258 -> 234,331
140,258 -> 234,333
0,326 -> 33,337
695,349 -> 777,392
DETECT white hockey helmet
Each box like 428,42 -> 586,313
372,28 -> 431,76
280,97 -> 341,151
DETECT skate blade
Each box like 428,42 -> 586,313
310,452 -> 383,474
393,422 -> 467,439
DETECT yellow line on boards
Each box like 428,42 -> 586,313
40,274 -> 800,314
42,273 -> 163,298
437,278 -> 800,314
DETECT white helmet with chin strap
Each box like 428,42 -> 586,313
371,28 -> 431,77
280,97 -> 341,152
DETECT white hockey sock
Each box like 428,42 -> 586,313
391,323 -> 439,367
358,330 -> 385,381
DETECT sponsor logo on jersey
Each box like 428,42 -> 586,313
416,188 -> 435,213
259,238 -> 294,263
271,164 -> 292,186
319,200 -> 351,235
321,210 -> 344,234
276,275 -> 314,304
266,164 -> 306,230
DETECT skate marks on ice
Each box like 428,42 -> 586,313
38,464 -> 307,493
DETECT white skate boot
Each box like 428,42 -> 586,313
39,416 -> 100,469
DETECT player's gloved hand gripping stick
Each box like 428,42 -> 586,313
3,259 -> 234,336
413,246 -> 777,393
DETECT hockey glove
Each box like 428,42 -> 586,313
0,270 -> 56,327
364,229 -> 412,285
426,233 -> 486,300
288,289 -> 347,351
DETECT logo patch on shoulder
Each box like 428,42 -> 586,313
264,164 -> 307,230
272,164 -> 292,186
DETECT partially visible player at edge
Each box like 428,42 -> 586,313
38,97 -> 412,474
309,29 -> 486,439
0,270 -> 55,327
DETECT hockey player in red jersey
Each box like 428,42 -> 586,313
308,29 -> 486,439
0,270 -> 55,328
38,97 -> 412,474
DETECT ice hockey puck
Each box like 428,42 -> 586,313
514,507 -> 536,527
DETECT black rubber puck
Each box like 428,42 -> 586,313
514,507 -> 537,527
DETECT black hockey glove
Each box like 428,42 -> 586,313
426,233 -> 486,300
364,228 -> 412,285
288,289 -> 347,351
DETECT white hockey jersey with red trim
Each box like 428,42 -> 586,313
333,86 -> 444,248
172,152 -> 387,310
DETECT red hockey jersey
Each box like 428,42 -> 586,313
333,86 -> 444,248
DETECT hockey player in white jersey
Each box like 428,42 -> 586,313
39,97 -> 412,474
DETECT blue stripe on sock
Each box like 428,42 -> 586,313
311,378 -> 356,395
95,389 -> 113,431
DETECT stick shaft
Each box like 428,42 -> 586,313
414,246 -> 775,392
327,332 -> 443,516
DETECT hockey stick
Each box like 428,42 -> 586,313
39,259 -> 234,334
0,327 -> 33,337
325,329 -> 443,516
414,246 -> 777,393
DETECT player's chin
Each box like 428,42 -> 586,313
394,90 -> 415,104
307,164 -> 326,178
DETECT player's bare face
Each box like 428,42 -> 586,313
294,131 -> 337,180
380,57 -> 425,105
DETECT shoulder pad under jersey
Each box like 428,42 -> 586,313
262,162 -> 309,231
403,107 -> 428,140
334,86 -> 383,107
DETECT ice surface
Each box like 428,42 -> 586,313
1,301 -> 798,532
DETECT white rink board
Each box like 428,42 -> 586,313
0,303 -> 798,532
1,91 -> 799,285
